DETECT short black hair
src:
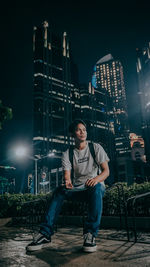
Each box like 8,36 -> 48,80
69,119 -> 87,135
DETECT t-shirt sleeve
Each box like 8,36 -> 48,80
94,143 -> 110,165
62,149 -> 72,171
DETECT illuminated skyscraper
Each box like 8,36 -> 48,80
136,43 -> 150,163
33,21 -> 75,161
95,54 -> 130,157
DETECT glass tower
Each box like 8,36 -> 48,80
95,54 -> 130,157
33,21 -> 74,161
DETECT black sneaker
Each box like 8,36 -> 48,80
83,232 -> 97,252
26,233 -> 51,252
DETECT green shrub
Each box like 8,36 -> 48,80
103,182 -> 150,216
0,193 -> 52,218
0,182 -> 150,218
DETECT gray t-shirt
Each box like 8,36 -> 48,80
62,142 -> 110,186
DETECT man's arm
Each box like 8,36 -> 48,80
62,149 -> 73,189
63,170 -> 73,189
85,161 -> 109,187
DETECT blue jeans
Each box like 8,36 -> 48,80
40,183 -> 105,238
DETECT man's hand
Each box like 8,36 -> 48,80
85,161 -> 110,187
65,179 -> 73,189
63,170 -> 73,189
85,177 -> 99,187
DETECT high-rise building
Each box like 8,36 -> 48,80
33,21 -> 74,163
91,54 -> 132,183
33,21 -> 80,192
95,54 -> 130,157
136,43 -> 150,163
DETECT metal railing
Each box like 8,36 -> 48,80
126,191 -> 150,243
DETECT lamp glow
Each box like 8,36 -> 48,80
15,146 -> 27,158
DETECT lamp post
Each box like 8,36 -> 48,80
34,158 -> 38,195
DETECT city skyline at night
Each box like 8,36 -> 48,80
32,21 -> 116,188
0,6 -> 150,262
0,3 -> 150,191
30,20 -> 149,187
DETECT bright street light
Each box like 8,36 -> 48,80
14,145 -> 55,195
15,146 -> 28,158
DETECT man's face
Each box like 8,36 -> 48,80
74,123 -> 87,142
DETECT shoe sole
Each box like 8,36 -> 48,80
83,245 -> 97,253
26,242 -> 51,252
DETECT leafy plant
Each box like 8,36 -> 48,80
0,182 -> 150,218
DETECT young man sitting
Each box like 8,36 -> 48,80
26,119 -> 110,253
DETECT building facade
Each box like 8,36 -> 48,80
92,54 -> 132,183
33,21 -> 77,191
33,22 -> 74,160
136,43 -> 150,163
95,54 -> 130,158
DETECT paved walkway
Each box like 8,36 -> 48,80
0,225 -> 150,267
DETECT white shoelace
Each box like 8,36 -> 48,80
33,233 -> 43,242
84,233 -> 94,244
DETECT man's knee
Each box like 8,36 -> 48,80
89,183 -> 105,196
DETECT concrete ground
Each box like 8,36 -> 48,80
0,224 -> 150,267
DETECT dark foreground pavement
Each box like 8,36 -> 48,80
0,224 -> 150,267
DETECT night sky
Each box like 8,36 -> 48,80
0,1 -> 150,165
